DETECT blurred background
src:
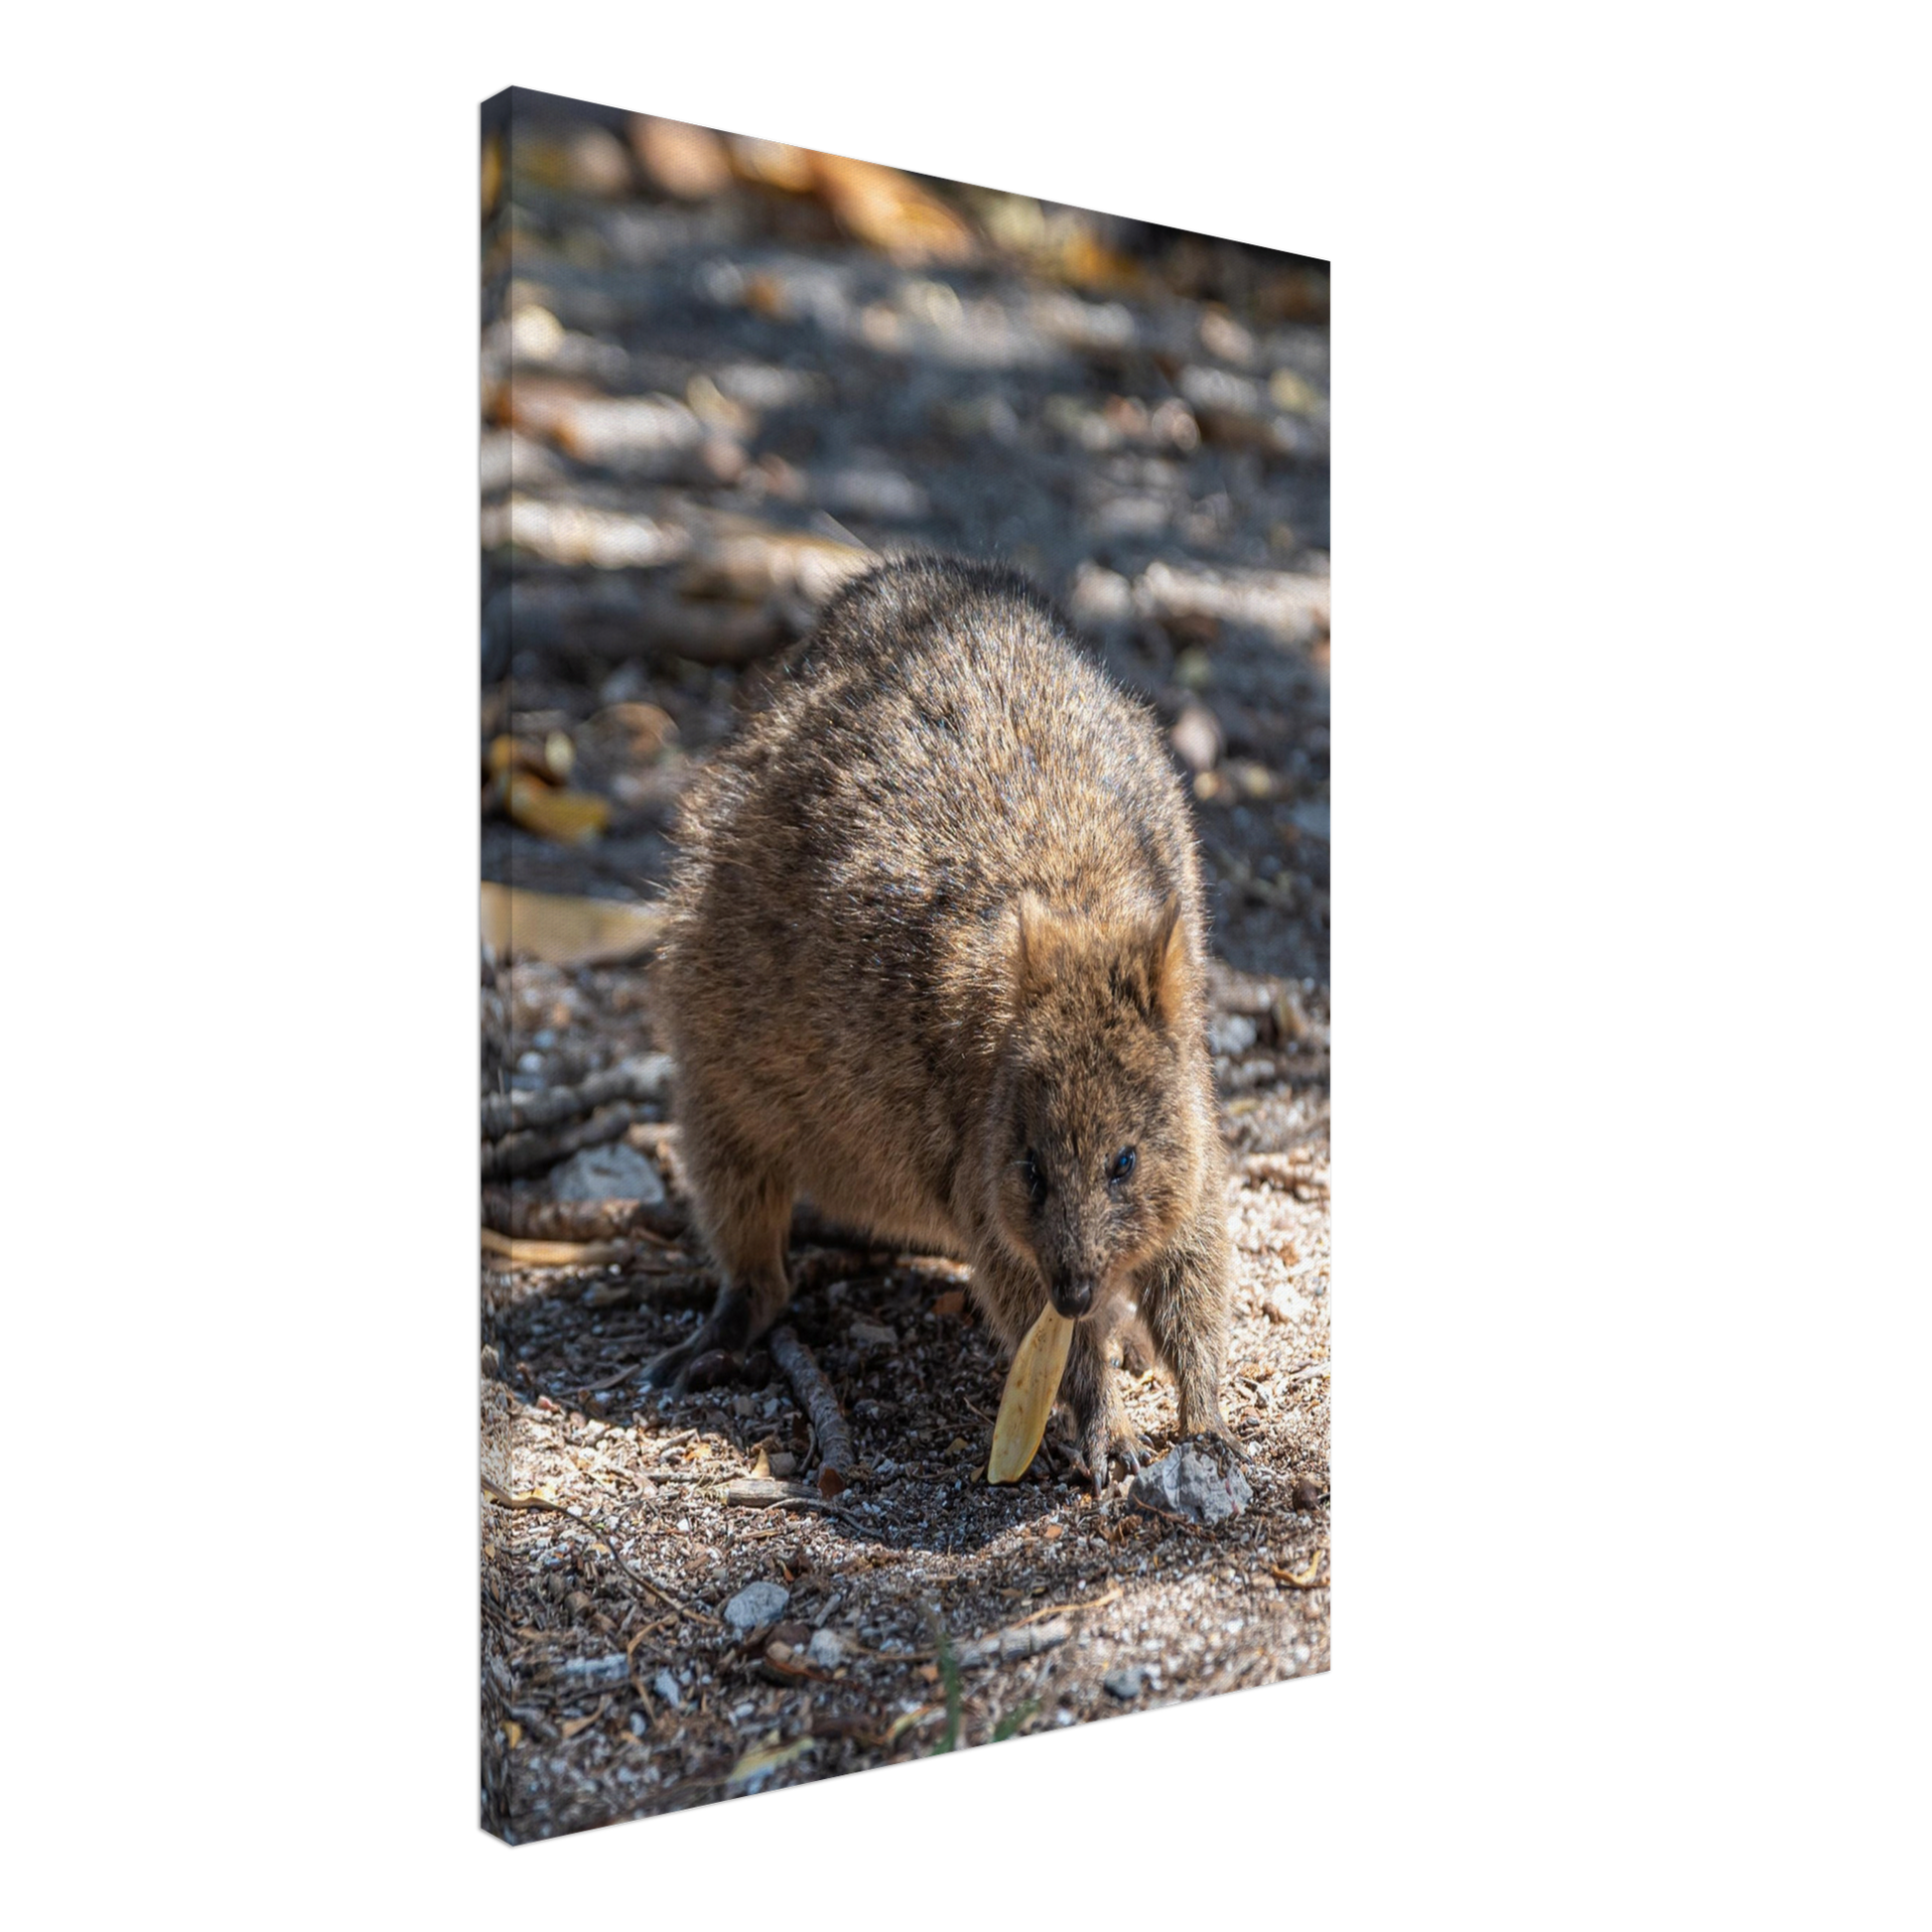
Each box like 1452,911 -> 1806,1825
482,85 -> 1329,992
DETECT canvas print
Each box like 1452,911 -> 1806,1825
481,85 -> 1330,1842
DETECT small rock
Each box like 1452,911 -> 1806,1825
1171,700 -> 1223,775
1291,798 -> 1330,842
653,1669 -> 683,1710
628,1710 -> 649,1736
1102,1665 -> 1147,1701
849,1319 -> 897,1348
1291,1472 -> 1328,1511
555,1653 -> 629,1689
1128,1440 -> 1253,1525
1206,1012 -> 1259,1057
766,1451 -> 797,1477
805,1627 -> 849,1668
724,1581 -> 790,1635
549,1140 -> 666,1204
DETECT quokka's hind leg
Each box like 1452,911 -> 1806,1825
642,1141 -> 793,1393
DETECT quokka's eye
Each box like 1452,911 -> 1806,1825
1023,1151 -> 1048,1206
1110,1147 -> 1137,1183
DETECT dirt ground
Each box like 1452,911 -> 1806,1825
481,90 -> 1329,1843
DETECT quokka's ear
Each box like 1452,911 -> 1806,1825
1009,893 -> 1049,1000
1144,896 -> 1190,1025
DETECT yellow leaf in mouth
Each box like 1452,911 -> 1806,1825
986,1306 -> 1074,1484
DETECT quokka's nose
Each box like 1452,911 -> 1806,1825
1051,1279 -> 1095,1318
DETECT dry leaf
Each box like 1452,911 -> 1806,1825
628,116 -> 733,199
726,1736 -> 815,1786
728,134 -> 815,193
986,1305 -> 1073,1483
480,884 -> 665,966
1273,1552 -> 1327,1587
500,1720 -> 523,1747
505,771 -> 610,845
807,153 -> 975,266
480,1226 -> 629,1269
884,1705 -> 941,1746
558,1696 -> 609,1740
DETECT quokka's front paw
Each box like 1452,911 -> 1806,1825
1079,1405 -> 1151,1497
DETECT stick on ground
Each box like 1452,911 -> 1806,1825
767,1325 -> 854,1498
483,1101 -> 642,1181
482,1189 -> 688,1243
482,1055 -> 672,1142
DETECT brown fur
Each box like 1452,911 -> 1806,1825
647,555 -> 1233,1487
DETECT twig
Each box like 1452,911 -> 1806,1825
481,1481 -> 719,1624
481,1227 -> 633,1269
1014,1586 -> 1121,1625
483,1101 -> 645,1181
768,1325 -> 854,1497
725,1477 -> 854,1516
576,1362 -> 642,1394
1271,1551 -> 1328,1587
483,1190 -> 687,1244
954,1616 -> 1072,1670
482,1056 -> 672,1141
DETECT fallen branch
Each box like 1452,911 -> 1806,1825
1015,1587 -> 1121,1625
483,1101 -> 641,1180
481,1480 -> 718,1624
955,1616 -> 1071,1670
1272,1551 -> 1328,1588
482,1190 -> 688,1244
482,1054 -> 673,1141
768,1325 -> 855,1498
481,1227 -> 632,1270
725,1477 -> 853,1515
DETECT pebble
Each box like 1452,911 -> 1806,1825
554,1653 -> 628,1689
849,1319 -> 897,1347
1128,1441 -> 1254,1525
1206,1012 -> 1259,1056
653,1669 -> 682,1709
724,1580 -> 790,1634
805,1627 -> 849,1668
1102,1666 -> 1147,1701
1291,798 -> 1330,842
1171,700 -> 1224,775
550,1140 -> 665,1203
